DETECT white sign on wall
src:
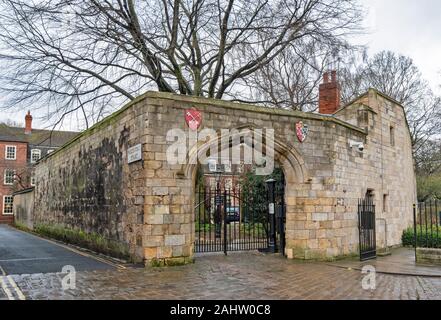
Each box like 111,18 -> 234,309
128,144 -> 142,164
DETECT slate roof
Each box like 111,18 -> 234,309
0,124 -> 79,148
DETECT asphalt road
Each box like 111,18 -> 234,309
0,225 -> 115,276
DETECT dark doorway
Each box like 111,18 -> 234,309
358,197 -> 377,261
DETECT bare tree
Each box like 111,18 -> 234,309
246,39 -> 367,112
242,41 -> 335,111
340,50 -> 441,149
0,0 -> 363,126
338,48 -> 367,103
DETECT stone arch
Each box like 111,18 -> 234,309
182,125 -> 310,256
183,125 -> 309,186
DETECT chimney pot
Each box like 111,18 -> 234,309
331,70 -> 337,82
319,70 -> 341,115
25,111 -> 32,134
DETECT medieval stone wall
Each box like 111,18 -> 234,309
335,89 -> 417,250
33,91 -> 416,264
34,98 -> 149,261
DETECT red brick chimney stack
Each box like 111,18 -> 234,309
25,111 -> 32,135
319,71 -> 341,115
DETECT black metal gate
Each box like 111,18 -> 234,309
194,180 -> 285,254
358,198 -> 377,261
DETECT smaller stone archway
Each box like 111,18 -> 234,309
183,125 -> 310,257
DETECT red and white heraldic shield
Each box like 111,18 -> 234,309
185,108 -> 202,131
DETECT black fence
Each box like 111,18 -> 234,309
194,177 -> 286,255
413,201 -> 441,249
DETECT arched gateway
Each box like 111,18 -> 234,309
184,126 -> 308,255
32,88 -> 416,266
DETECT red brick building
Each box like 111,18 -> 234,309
0,112 -> 78,224
0,140 -> 27,224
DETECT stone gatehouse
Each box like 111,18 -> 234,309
31,78 -> 416,265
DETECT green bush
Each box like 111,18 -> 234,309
402,226 -> 441,248
34,223 -> 131,260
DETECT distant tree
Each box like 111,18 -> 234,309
338,49 -> 368,103
242,41 -> 353,112
0,119 -> 22,127
340,51 -> 441,150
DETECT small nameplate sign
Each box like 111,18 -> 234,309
128,144 -> 142,164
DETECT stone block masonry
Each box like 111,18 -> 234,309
33,90 -> 416,266
416,248 -> 441,264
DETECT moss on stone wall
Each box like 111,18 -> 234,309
33,223 -> 131,260
148,257 -> 195,267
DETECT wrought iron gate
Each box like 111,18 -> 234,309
274,175 -> 286,255
358,198 -> 377,261
194,179 -> 285,254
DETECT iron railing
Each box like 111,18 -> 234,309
194,185 -> 270,254
414,201 -> 441,249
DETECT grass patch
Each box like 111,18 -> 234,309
14,221 -> 30,233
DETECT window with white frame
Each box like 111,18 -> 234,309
5,145 -> 16,160
31,149 -> 41,163
4,169 -> 15,185
3,196 -> 13,215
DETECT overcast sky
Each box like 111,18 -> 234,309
1,0 -> 440,130
359,0 -> 441,92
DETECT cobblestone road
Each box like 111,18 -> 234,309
2,252 -> 441,300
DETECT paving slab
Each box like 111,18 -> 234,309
328,247 -> 441,277
5,252 -> 441,300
